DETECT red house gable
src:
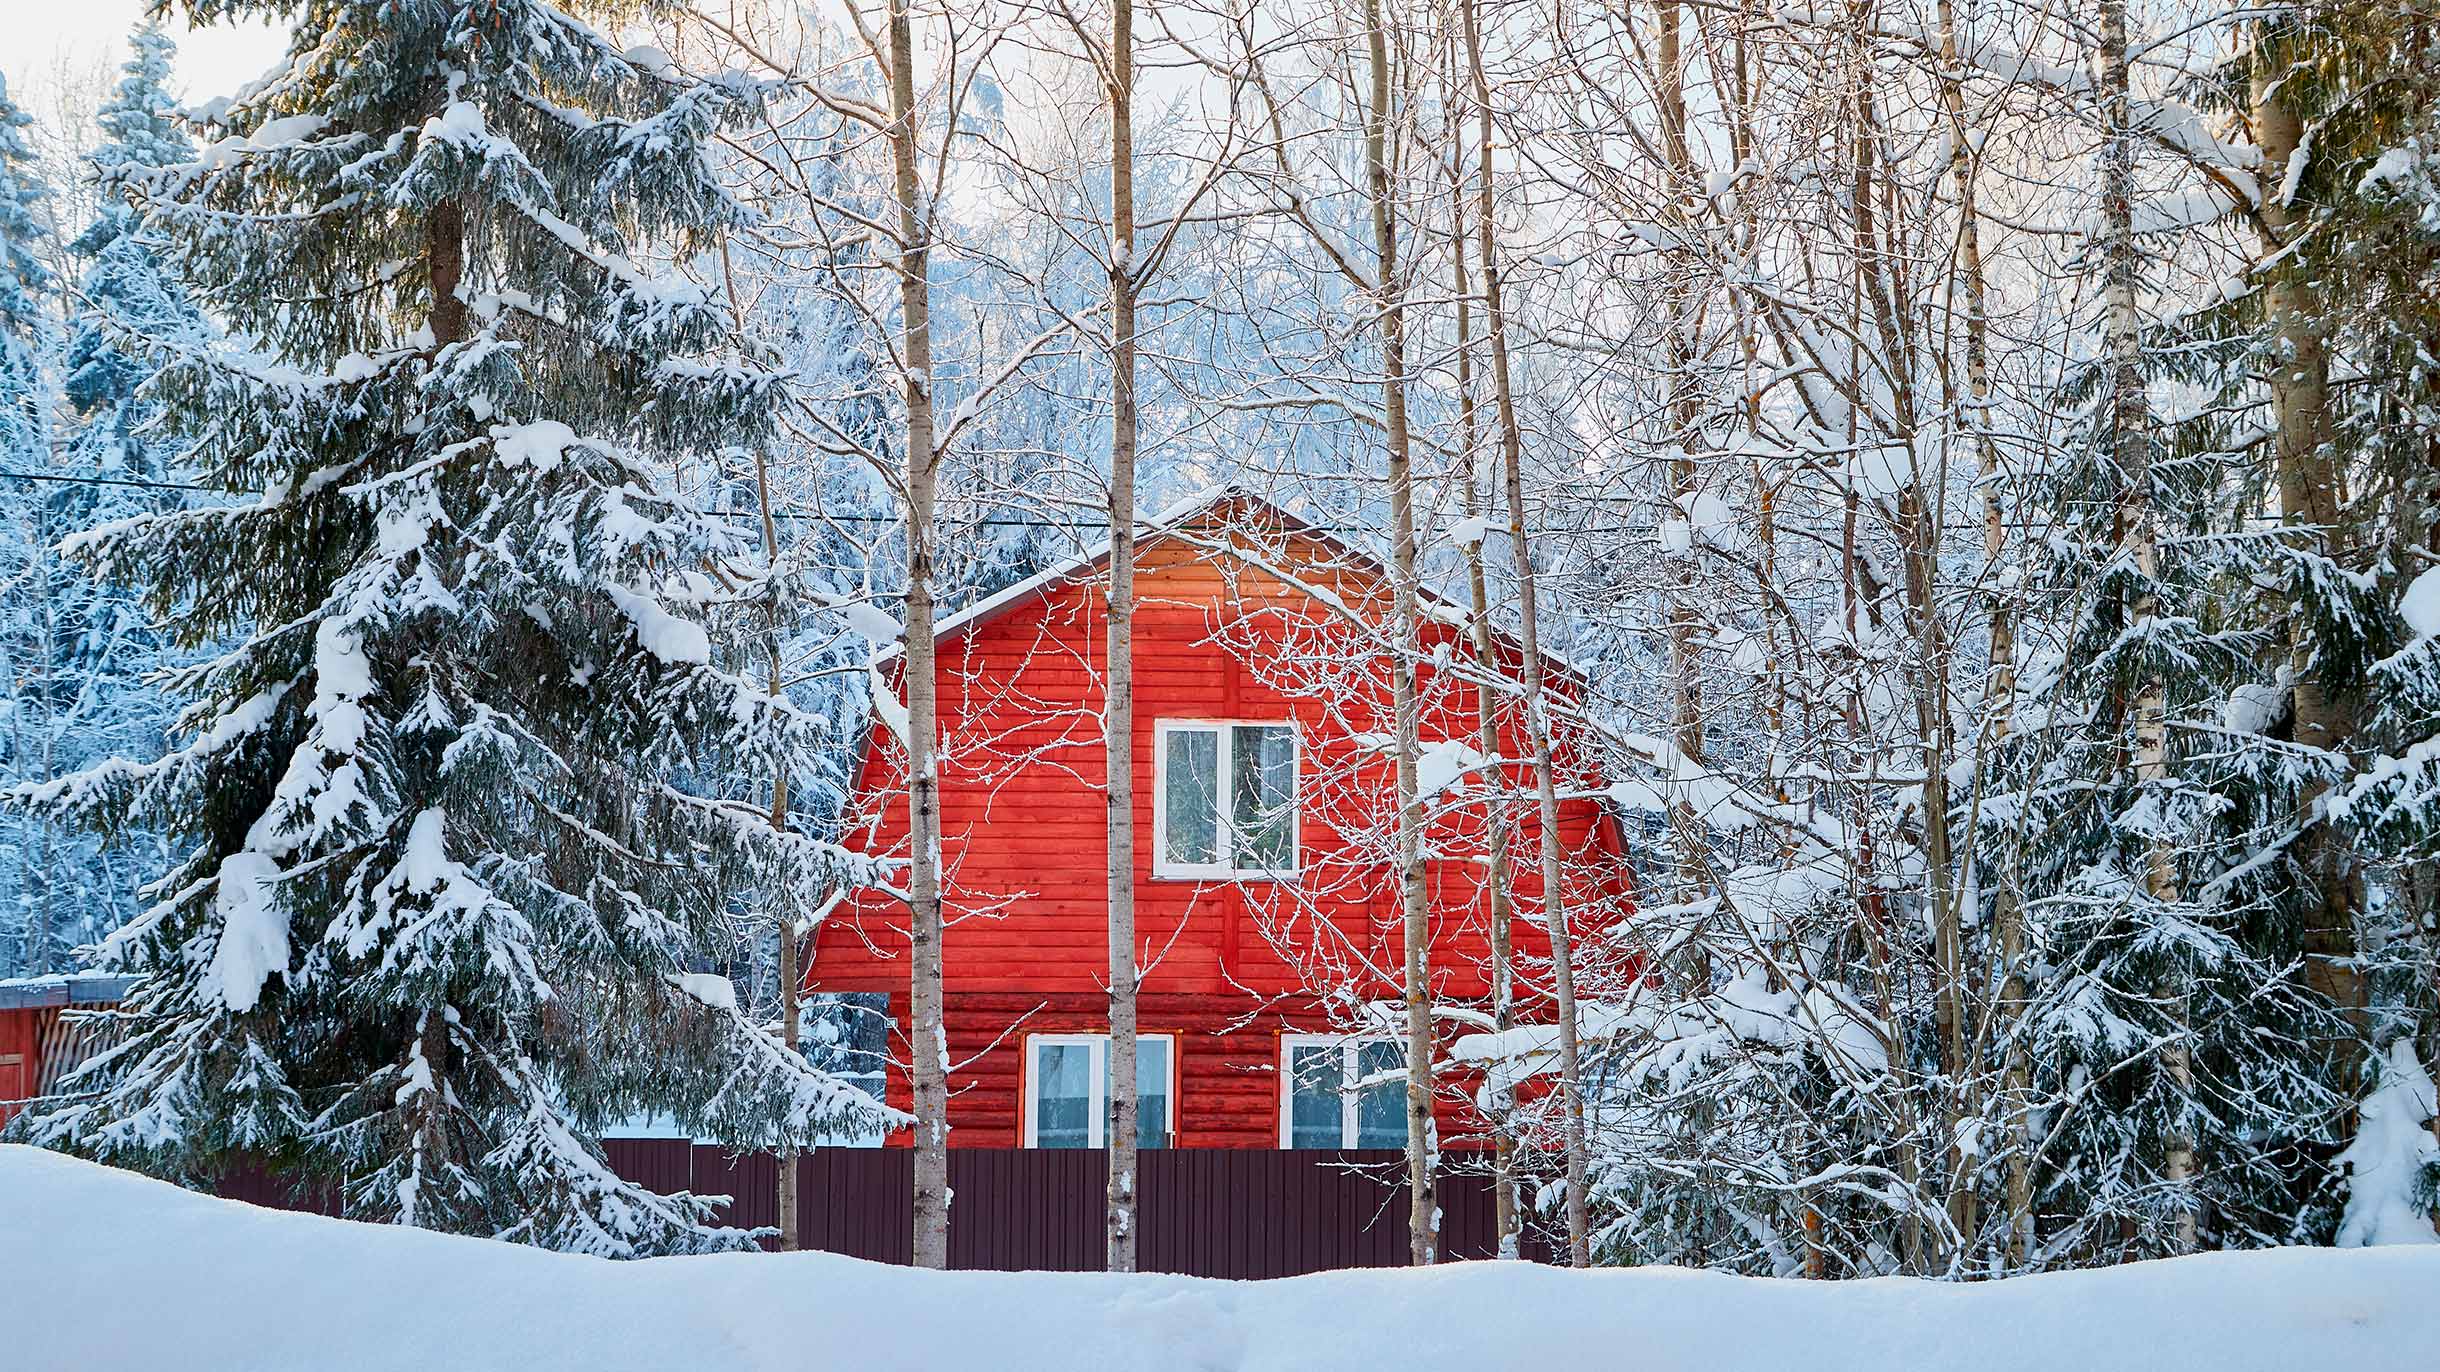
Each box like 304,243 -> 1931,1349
810,493 -> 1632,1150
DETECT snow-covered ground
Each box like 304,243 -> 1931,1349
4,1145 -> 2434,1372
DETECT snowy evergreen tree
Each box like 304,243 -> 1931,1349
65,24 -> 200,477
1981,17 -> 2353,1251
0,69 -> 67,976
2155,1 -> 2440,1245
6,1 -> 893,1255
0,25 -> 206,977
2253,0 -> 2440,1243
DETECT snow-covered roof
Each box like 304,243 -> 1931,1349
0,974 -> 139,1011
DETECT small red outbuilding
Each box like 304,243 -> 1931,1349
0,975 -> 135,1130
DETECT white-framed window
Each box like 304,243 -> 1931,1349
1152,720 -> 1299,878
804,991 -> 893,1148
1022,1033 -> 1176,1149
1279,1034 -> 1408,1149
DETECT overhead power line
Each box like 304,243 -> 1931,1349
0,468 -> 1043,528
0,467 -> 1631,537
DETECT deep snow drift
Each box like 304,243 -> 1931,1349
2,1145 -> 2434,1372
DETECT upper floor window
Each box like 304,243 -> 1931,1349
1280,1034 -> 1407,1149
1155,721 -> 1298,878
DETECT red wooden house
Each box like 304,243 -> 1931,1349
0,976 -> 134,1131
808,491 -> 1632,1159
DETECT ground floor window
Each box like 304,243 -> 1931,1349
805,992 -> 893,1147
1023,1033 -> 1175,1149
1280,1034 -> 1406,1148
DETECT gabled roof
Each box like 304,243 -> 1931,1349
922,486 -> 1255,650
878,485 -> 1567,668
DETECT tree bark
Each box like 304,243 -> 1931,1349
1936,0 -> 2030,1268
2101,0 -> 2194,1254
760,444 -> 802,1253
1356,0 -> 1438,1265
1465,0 -> 1591,1265
1443,37 -> 1520,1252
884,0 -> 951,1271
2253,57 -> 2363,1032
1657,1 -> 1708,913
775,829 -> 802,1252
1104,0 -> 1142,1275
429,196 -> 467,352
410,194 -> 468,1221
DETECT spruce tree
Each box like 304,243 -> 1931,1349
0,75 -> 47,356
0,70 -> 64,976
2274,0 -> 2440,1241
8,1 -> 892,1254
2157,1 -> 2440,1242
4,24 -> 206,976
1974,11 -> 2351,1257
65,23 -> 201,477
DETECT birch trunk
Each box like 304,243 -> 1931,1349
1464,0 -> 1591,1265
1103,0 -> 1142,1275
1657,1 -> 1708,910
1936,0 -> 2030,1267
884,0 -> 952,1270
2100,0 -> 2194,1253
2252,61 -> 2362,1032
1444,55 -> 1519,1252
1355,0 -> 1437,1265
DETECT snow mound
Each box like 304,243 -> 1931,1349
3,1145 -> 2436,1372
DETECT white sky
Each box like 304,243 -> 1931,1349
6,6 -> 287,114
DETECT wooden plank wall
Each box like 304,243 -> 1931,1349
0,1007 -> 40,1128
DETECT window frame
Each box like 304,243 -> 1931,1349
803,991 -> 894,1148
1277,1033 -> 1407,1149
1019,1031 -> 1180,1149
1150,718 -> 1303,880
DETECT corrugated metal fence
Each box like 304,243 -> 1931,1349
603,1142 -> 1551,1275
213,1144 -> 1552,1275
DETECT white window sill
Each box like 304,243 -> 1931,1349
1150,868 -> 1302,884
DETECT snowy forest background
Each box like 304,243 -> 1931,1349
2,0 -> 2438,1280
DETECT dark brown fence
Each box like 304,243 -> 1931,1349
208,1144 -> 1549,1275
601,1142 -> 1554,1276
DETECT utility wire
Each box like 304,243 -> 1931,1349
0,467 -> 1059,528
1,467 -> 1647,536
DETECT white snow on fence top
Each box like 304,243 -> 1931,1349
6,1145 -> 2438,1372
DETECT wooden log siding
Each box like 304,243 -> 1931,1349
815,496 -> 1637,1154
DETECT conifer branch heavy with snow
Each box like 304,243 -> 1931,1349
5,0 -> 893,1256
